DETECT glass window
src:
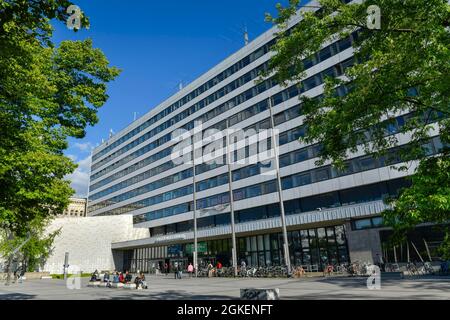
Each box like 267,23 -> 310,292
215,213 -> 231,226
266,203 -> 280,218
264,181 -> 277,194
166,224 -> 176,235
372,217 -> 384,227
359,156 -> 376,171
303,77 -> 317,91
251,237 -> 257,252
300,230 -> 309,248
319,46 -> 332,62
322,66 -> 336,79
247,185 -> 261,198
280,154 -> 292,168
274,113 -> 285,126
338,37 -> 352,51
294,173 -> 311,187
314,168 -> 330,182
257,235 -> 264,251
301,192 -> 339,212
340,183 -> 382,205
282,177 -> 293,190
177,220 -> 193,233
198,216 -> 215,229
294,149 -> 309,163
354,219 -> 372,230
279,133 -> 288,145
335,226 -> 346,246
273,93 -> 283,105
326,227 -> 336,245
285,199 -> 301,215
303,56 -> 315,69
233,189 -> 245,201
264,234 -> 270,252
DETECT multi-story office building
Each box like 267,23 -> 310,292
87,3 -> 444,272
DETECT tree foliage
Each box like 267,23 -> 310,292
0,216 -> 60,273
266,0 -> 450,254
0,0 -> 120,263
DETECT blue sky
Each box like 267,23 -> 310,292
54,0 -> 289,197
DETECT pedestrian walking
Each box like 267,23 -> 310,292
240,260 -> 247,277
187,263 -> 194,277
164,262 -> 169,276
174,262 -> 178,279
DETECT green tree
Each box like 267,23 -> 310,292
265,0 -> 450,255
0,216 -> 60,277
0,0 -> 120,272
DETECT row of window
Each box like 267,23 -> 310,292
89,107 -> 439,213
90,131 -> 265,205
231,112 -> 425,184
237,227 -> 349,268
90,138 -> 173,183
92,184 -> 194,216
89,55 -> 353,197
91,33 -> 356,173
90,102 -> 440,197
91,54 -> 353,199
90,159 -> 184,201
91,62 -> 268,171
92,39 -> 277,162
88,169 -> 193,212
352,217 -> 384,231
280,136 -> 443,190
125,224 -> 350,270
143,178 -> 409,232
196,173 -> 229,192
128,136 -> 442,223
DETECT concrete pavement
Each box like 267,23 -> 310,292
0,275 -> 449,300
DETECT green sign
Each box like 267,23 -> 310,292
186,242 -> 207,254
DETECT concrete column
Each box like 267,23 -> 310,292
345,222 -> 383,264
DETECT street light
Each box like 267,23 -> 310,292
225,123 -> 238,277
267,97 -> 292,275
192,152 -> 198,278
191,122 -> 203,278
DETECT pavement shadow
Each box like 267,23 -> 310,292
100,290 -> 234,300
0,292 -> 36,300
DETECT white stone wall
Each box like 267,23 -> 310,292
43,215 -> 149,274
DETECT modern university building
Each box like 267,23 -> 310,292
86,2 -> 446,273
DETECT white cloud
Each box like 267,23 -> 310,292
66,155 -> 92,198
67,154 -> 77,162
74,142 -> 94,153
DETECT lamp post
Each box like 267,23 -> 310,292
191,122 -> 203,278
192,149 -> 198,278
224,124 -> 238,277
267,97 -> 292,275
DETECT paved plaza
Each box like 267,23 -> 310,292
0,275 -> 449,300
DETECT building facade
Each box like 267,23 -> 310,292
61,197 -> 87,218
87,3 -> 444,272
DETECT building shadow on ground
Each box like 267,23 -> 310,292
100,290 -> 234,300
0,292 -> 36,300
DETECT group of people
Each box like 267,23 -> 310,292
160,261 -> 224,278
206,261 -> 223,277
161,262 -> 195,278
90,270 -> 147,289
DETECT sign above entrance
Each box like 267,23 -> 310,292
186,242 -> 207,254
